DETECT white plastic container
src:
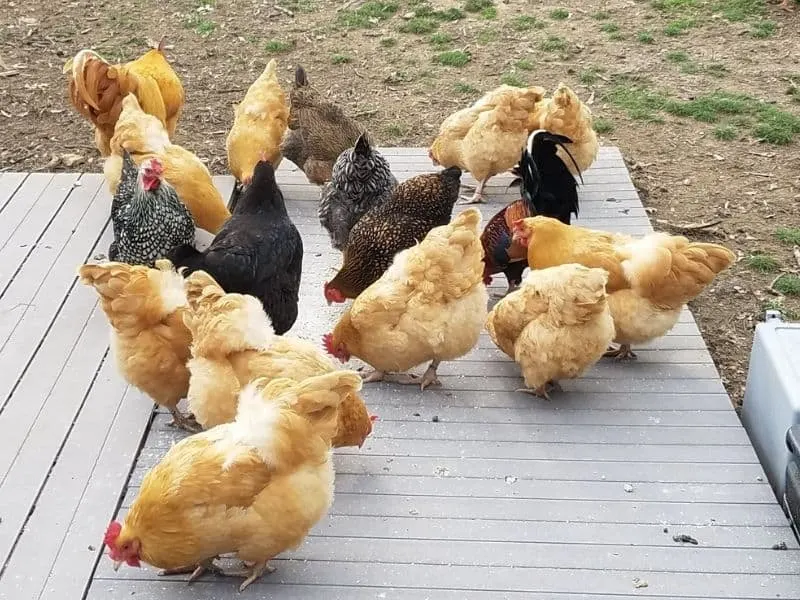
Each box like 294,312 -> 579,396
741,311 -> 800,504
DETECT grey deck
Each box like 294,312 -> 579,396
0,147 -> 798,600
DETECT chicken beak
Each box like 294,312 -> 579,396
112,559 -> 123,572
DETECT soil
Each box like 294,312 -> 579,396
1,0 -> 799,408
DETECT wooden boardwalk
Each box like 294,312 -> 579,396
1,147 -> 799,600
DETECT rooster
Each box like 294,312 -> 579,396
63,38 -> 184,156
481,130 -> 582,297
109,150 -> 195,267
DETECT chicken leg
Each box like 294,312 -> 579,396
603,344 -> 638,360
516,380 -> 562,400
459,178 -> 488,204
218,561 -> 276,592
158,557 -> 224,582
167,407 -> 203,433
419,360 -> 442,390
360,369 -> 421,385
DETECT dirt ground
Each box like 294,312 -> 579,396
1,0 -> 799,407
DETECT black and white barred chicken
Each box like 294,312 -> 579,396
318,133 -> 397,251
109,151 -> 196,266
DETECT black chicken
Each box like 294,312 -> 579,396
108,151 -> 195,266
481,129 -> 583,297
167,159 -> 303,335
318,133 -> 398,251
323,166 -> 462,303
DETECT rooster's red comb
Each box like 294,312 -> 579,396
322,333 -> 335,355
370,415 -> 379,422
104,521 -> 122,546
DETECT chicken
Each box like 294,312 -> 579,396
109,150 -> 195,266
77,260 -> 198,432
182,270 -> 375,448
429,85 -> 546,203
280,65 -> 367,185
167,159 -> 303,335
225,58 -> 289,211
539,83 -> 599,176
318,133 -> 398,251
104,371 -> 362,592
104,94 -> 230,234
512,216 -> 736,359
482,130 -> 581,297
323,208 -> 488,390
63,38 -> 184,156
486,264 -> 615,399
323,167 -> 463,303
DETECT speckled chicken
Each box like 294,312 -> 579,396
279,65 -> 367,185
109,150 -> 195,266
318,133 -> 397,250
323,167 -> 463,303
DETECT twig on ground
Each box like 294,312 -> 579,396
768,274 -> 786,296
654,219 -> 722,232
744,171 -> 773,178
273,4 -> 294,17
337,0 -> 362,10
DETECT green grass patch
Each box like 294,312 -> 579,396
429,32 -> 453,47
412,3 -> 464,21
652,0 -> 698,11
579,67 -> 601,85
184,14 -> 216,36
379,37 -> 397,47
714,0 -> 765,23
385,123 -> 407,137
264,39 -> 294,53
664,18 -> 695,36
540,35 -> 567,52
774,275 -> 800,297
751,20 -> 776,39
454,81 -> 480,94
706,63 -> 729,78
601,22 -> 620,33
593,117 -> 615,133
500,72 -> 526,87
515,58 -> 534,71
787,80 -> 799,103
463,0 -> 493,12
666,50 -> 689,63
477,28 -> 499,43
604,84 -> 667,122
764,298 -> 800,322
511,15 -> 545,31
331,53 -> 352,64
434,49 -> 471,67
713,124 -> 738,140
592,11 -> 611,19
637,30 -> 655,43
776,228 -> 800,245
746,252 -> 779,273
338,1 -> 398,28
753,105 -> 800,144
399,17 -> 439,33
549,8 -> 570,20
481,6 -> 497,19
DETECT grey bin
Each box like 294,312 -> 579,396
787,425 -> 800,539
741,310 -> 800,508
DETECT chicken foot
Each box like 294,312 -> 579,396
516,380 -> 562,400
418,360 -> 442,391
221,561 -> 277,592
167,407 -> 203,434
603,344 -> 638,361
459,178 -> 487,204
158,558 -> 224,583
360,369 -> 421,385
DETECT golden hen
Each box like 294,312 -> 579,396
63,38 -> 184,156
323,207 -> 488,390
486,264 -> 615,398
183,270 -> 375,448
429,85 -> 546,203
104,94 -> 230,234
77,260 -> 198,431
539,83 -> 599,176
104,371 -> 362,592
226,58 -> 289,210
512,216 -> 736,359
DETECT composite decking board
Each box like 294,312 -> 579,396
1,146 -> 791,599
0,173 -> 27,214
0,173 -> 54,251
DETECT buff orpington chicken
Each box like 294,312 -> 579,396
63,38 -> 184,156
323,208 -> 488,390
225,58 -> 289,211
539,83 -> 599,176
486,264 -> 615,399
183,270 -> 375,448
104,94 -> 230,234
77,260 -> 198,432
512,216 -> 736,359
429,85 -> 546,203
104,371 -> 362,592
